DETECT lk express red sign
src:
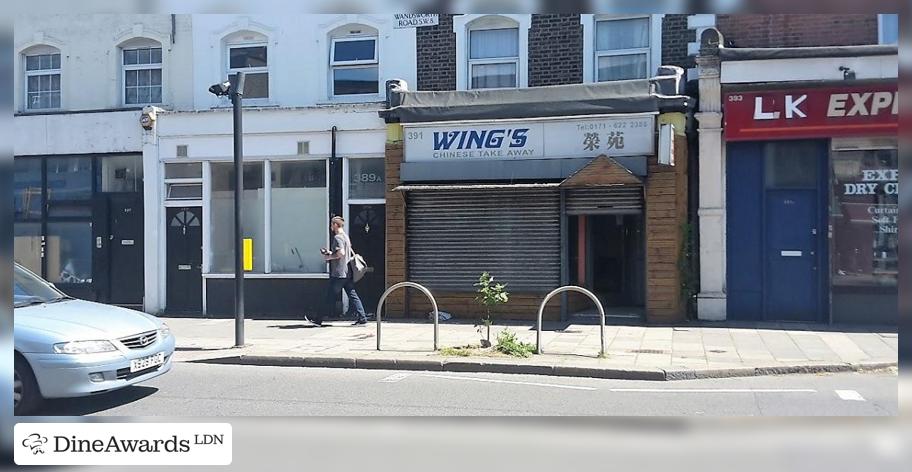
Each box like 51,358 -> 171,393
724,85 -> 898,141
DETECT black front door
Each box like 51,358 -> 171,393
107,193 -> 144,306
349,204 -> 385,314
166,207 -> 202,313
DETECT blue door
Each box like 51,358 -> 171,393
764,189 -> 818,321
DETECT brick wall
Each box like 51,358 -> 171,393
528,14 -> 583,87
416,13 -> 456,91
662,14 -> 696,70
717,14 -> 878,48
384,141 -> 407,315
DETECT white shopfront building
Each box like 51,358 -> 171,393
141,14 -> 416,317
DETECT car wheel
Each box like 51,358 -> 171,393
14,354 -> 41,416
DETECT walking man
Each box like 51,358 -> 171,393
309,216 -> 367,326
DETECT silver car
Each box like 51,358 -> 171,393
13,263 -> 175,415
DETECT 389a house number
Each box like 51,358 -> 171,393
353,173 -> 383,183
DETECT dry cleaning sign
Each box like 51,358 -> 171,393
843,169 -> 898,195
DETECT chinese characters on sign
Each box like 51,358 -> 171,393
582,133 -> 599,151
403,115 -> 654,162
582,131 -> 624,151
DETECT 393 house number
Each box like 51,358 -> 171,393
728,95 -> 744,102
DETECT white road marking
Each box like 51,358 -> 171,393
835,389 -> 866,401
379,373 -> 412,383
608,388 -> 817,393
421,374 -> 597,391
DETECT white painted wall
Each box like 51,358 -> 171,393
144,103 -> 389,314
14,110 -> 144,155
189,14 -> 417,110
14,14 -> 418,114
155,106 -> 387,159
13,14 -> 195,114
721,55 -> 898,84
695,49 -> 727,321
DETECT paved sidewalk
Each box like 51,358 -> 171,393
164,317 -> 898,381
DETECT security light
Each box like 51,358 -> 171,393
208,81 -> 231,96
839,66 -> 856,81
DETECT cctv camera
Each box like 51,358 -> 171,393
208,81 -> 231,96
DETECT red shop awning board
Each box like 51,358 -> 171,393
724,84 -> 898,141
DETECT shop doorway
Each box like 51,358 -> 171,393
348,204 -> 386,314
13,154 -> 146,307
166,207 -> 203,313
727,140 -> 828,322
764,189 -> 819,321
106,193 -> 144,307
569,213 -> 645,317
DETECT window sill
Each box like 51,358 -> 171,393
203,273 -> 329,279
210,100 -> 279,109
318,95 -> 385,105
123,102 -> 164,108
15,107 -> 147,117
16,108 -> 65,116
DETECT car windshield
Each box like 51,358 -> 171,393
14,264 -> 68,307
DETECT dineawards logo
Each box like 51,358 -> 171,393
15,423 -> 232,465
21,433 -> 48,454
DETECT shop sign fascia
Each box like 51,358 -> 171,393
723,84 -> 898,141
402,114 -> 656,163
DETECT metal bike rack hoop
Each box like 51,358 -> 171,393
536,286 -> 606,357
375,282 -> 439,351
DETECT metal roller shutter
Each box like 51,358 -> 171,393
565,186 -> 643,215
406,189 -> 560,292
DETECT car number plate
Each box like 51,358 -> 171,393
130,352 -> 165,372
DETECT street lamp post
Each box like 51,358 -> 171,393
209,72 -> 246,347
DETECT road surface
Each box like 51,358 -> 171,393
32,363 -> 897,416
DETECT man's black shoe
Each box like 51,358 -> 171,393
351,319 -> 368,325
304,315 -> 324,327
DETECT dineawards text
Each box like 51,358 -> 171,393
55,435 -> 191,453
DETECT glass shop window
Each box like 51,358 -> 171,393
830,143 -> 898,289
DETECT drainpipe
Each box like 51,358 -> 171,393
330,126 -> 342,219
170,15 -> 175,45
560,189 -> 568,321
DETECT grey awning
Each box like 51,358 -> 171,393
720,45 -> 897,62
382,80 -> 692,123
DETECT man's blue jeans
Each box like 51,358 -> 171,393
319,273 -> 366,323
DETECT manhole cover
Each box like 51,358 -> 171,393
629,349 -> 667,354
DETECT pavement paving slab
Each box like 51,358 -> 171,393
163,317 -> 897,381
